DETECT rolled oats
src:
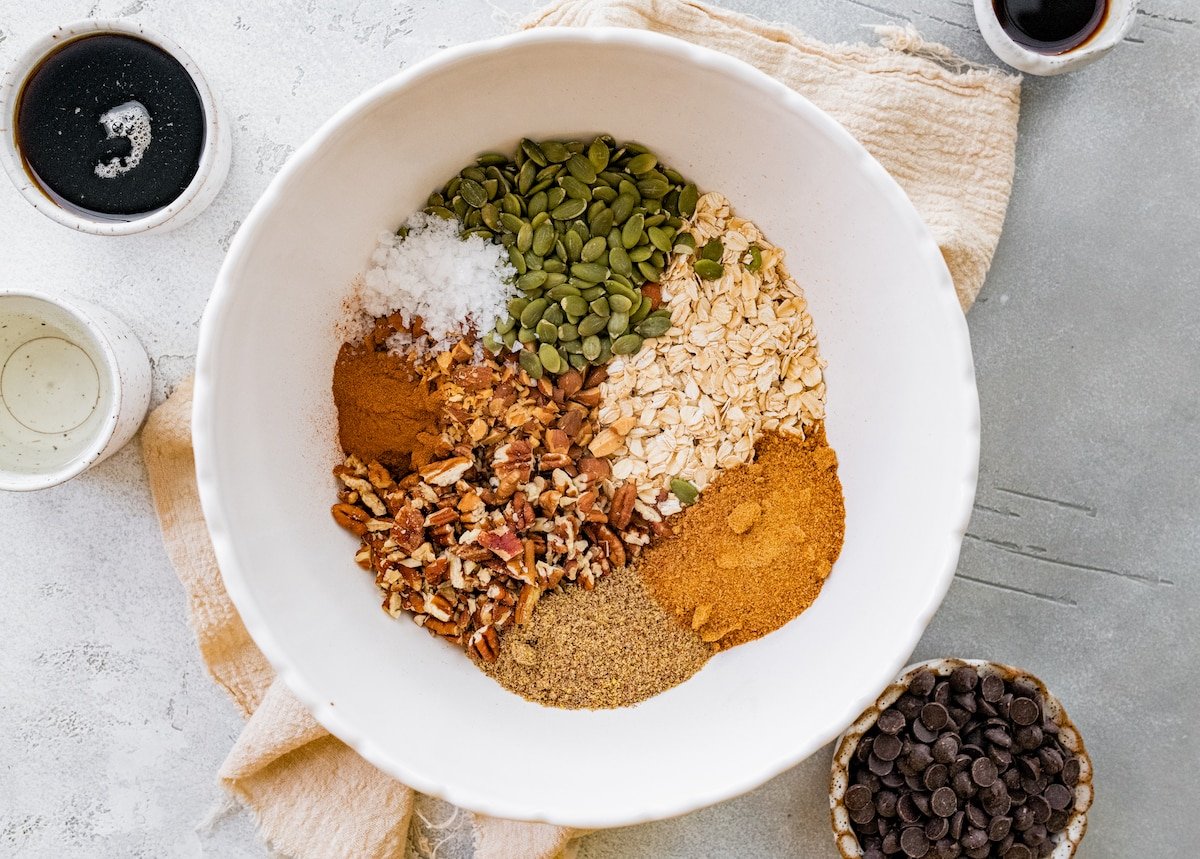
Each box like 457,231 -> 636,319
599,193 -> 827,502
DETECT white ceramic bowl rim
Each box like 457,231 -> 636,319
195,27 -> 979,827
0,289 -> 124,490
0,19 -> 225,236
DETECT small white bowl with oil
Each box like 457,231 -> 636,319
0,290 -> 150,490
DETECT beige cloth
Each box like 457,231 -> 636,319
143,2 -> 1019,858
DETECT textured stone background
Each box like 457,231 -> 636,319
1,0 -> 1197,856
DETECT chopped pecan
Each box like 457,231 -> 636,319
471,626 -> 500,662
391,504 -> 426,553
609,483 -> 637,530
424,507 -> 459,527
331,503 -> 370,537
544,428 -> 571,454
578,456 -> 613,482
479,527 -> 523,562
514,583 -> 542,625
419,456 -> 473,487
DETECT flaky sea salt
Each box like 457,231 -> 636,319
353,212 -> 514,349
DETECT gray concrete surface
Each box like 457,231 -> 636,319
1,0 -> 1196,856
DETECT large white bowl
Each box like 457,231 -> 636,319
194,28 -> 979,828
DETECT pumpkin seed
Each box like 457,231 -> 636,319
606,311 -> 629,338
561,175 -> 592,201
538,342 -> 563,374
558,322 -> 579,342
543,304 -> 564,326
673,231 -> 696,254
517,160 -> 537,194
552,198 -> 587,221
501,193 -> 523,216
461,166 -> 486,183
524,251 -> 543,271
635,314 -> 671,337
629,295 -> 653,324
508,297 -> 529,317
670,478 -> 698,505
581,285 -> 606,301
608,245 -> 633,277
518,348 -> 543,379
589,207 -> 614,238
593,185 -> 618,203
517,326 -> 537,344
611,333 -> 643,355
542,258 -> 566,274
559,297 -> 588,321
564,230 -> 584,261
693,259 -> 724,280
608,293 -> 633,314
459,178 -> 487,208
494,315 -> 516,335
542,140 -> 570,163
571,262 -> 609,283
507,245 -> 527,275
428,205 -> 455,220
517,271 -> 548,292
565,153 -> 597,184
578,314 -> 607,336
746,244 -> 763,272
621,213 -> 645,249
581,236 -> 607,263
520,298 -> 548,328
543,272 -> 568,288
532,223 -> 556,256
531,211 -> 550,230
588,138 -> 610,172
596,337 -> 613,364
568,353 -> 587,370
626,153 -> 658,175
611,194 -> 636,225
581,334 -> 602,361
547,187 -> 567,211
647,225 -> 674,252
679,183 -> 699,216
590,296 -> 611,317
502,328 -> 518,349
536,319 -> 558,344
701,238 -> 724,262
628,245 -> 653,263
516,222 -> 533,253
482,332 -> 502,353
482,178 -> 499,200
637,260 -> 661,282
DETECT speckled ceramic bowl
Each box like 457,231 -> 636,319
830,658 -> 1094,858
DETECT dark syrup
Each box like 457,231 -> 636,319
15,33 -> 205,218
993,0 -> 1109,55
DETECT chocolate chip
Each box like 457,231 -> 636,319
1038,747 -> 1063,775
961,826 -> 988,849
910,670 -> 937,698
1044,782 -> 1073,811
901,826 -> 931,857
971,757 -> 998,787
1005,844 -> 1032,859
896,694 -> 924,720
1046,809 -> 1069,832
874,733 -> 902,761
989,816 -> 1013,841
926,815 -> 950,841
932,786 -> 958,817
952,770 -> 976,799
882,770 -> 906,788
876,789 -> 899,818
1061,756 -> 1081,786
921,702 -> 951,731
933,735 -> 959,764
1027,794 -> 1051,824
898,793 -> 922,824
850,801 -> 877,825
1015,725 -> 1043,751
878,708 -> 907,735
883,831 -> 901,854
965,803 -> 988,829
1010,697 -> 1039,726
846,784 -> 872,811
913,720 -> 940,744
869,752 -> 894,776
1023,823 -> 1047,846
924,763 -> 950,791
908,744 -> 934,772
863,848 -> 886,859
950,666 -> 979,692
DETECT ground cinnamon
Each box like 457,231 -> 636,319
331,334 -> 440,472
638,428 -> 845,650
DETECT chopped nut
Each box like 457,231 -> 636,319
419,456 -> 473,487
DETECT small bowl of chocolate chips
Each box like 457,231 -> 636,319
829,658 -> 1093,859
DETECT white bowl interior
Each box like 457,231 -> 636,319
195,30 -> 978,827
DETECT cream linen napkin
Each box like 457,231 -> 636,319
143,3 -> 1019,857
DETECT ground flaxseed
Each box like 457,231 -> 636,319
479,566 -> 710,709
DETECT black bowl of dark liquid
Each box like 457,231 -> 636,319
14,32 -> 206,219
992,0 -> 1109,55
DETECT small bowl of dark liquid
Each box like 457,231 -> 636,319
974,0 -> 1139,75
0,20 -> 229,235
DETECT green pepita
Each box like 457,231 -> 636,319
538,342 -> 564,374
535,319 -> 558,344
611,333 -> 644,355
520,298 -> 548,328
621,213 -> 644,249
635,314 -> 672,337
670,478 -> 699,505
519,348 -> 543,379
693,259 -> 724,280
